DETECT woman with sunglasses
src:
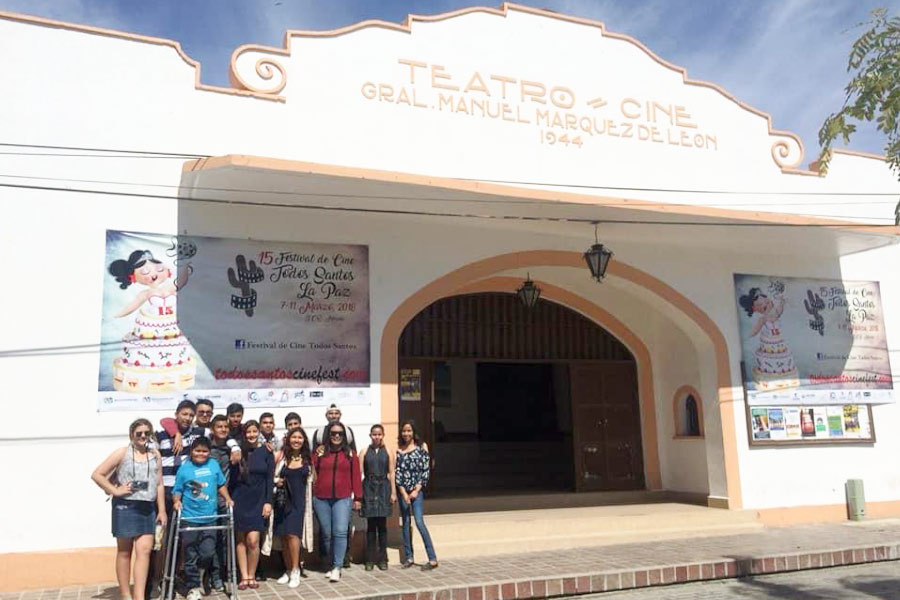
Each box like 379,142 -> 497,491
395,419 -> 438,570
91,419 -> 166,600
312,421 -> 362,582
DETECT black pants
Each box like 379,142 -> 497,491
210,514 -> 228,584
365,517 -> 387,565
182,529 -> 216,591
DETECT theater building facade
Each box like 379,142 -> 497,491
2,3 -> 900,589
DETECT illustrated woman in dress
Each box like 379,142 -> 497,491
91,419 -> 166,600
738,287 -> 787,338
395,419 -> 438,570
231,420 -> 274,590
359,424 -> 396,571
108,250 -> 188,318
274,427 -> 314,588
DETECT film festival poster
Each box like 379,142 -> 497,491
750,407 -> 770,440
800,407 -> 817,438
827,406 -> 844,437
733,274 -> 893,406
767,408 -> 785,440
843,405 -> 861,438
813,407 -> 828,438
98,230 -> 370,410
784,407 -> 801,439
399,369 -> 422,402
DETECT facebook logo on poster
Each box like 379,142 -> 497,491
234,339 -> 247,350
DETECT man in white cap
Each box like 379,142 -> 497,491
312,404 -> 356,451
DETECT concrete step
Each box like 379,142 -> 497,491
383,502 -> 763,562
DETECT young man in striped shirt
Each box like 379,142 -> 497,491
147,400 -> 210,597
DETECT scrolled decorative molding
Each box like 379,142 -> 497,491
230,45 -> 288,98
770,136 -> 804,171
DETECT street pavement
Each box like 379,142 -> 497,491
587,560 -> 900,598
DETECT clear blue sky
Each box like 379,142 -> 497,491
1,0 -> 898,162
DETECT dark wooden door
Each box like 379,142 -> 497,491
398,359 -> 436,489
570,362 -> 644,491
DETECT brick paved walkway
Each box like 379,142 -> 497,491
5,520 -> 900,600
589,561 -> 900,599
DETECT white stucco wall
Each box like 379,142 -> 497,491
2,7 -> 900,556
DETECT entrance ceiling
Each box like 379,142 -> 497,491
179,155 -> 899,257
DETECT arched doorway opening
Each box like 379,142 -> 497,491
398,292 -> 644,496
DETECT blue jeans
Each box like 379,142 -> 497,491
182,530 -> 216,591
313,497 -> 351,570
399,492 -> 436,563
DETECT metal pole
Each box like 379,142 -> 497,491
229,505 -> 239,600
164,510 -> 182,600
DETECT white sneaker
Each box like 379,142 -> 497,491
324,568 -> 334,580
276,571 -> 290,585
288,568 -> 301,588
328,568 -> 341,583
186,588 -> 203,600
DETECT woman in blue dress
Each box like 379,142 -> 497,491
230,420 -> 273,590
274,427 -> 313,588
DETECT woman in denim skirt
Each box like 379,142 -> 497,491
92,418 -> 167,600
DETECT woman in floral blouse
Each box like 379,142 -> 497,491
395,419 -> 438,570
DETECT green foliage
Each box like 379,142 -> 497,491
818,8 -> 900,177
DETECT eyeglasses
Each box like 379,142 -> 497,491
134,430 -> 151,437
330,431 -> 344,437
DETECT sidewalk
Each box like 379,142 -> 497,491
5,520 -> 900,600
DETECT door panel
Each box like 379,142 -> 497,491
570,362 -> 644,491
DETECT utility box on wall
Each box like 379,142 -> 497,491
846,479 -> 866,521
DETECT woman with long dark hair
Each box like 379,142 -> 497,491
274,427 -> 314,588
91,419 -> 166,600
395,419 -> 437,570
359,423 -> 395,570
230,420 -> 274,590
312,420 -> 362,582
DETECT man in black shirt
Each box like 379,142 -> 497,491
226,402 -> 244,440
207,415 -> 240,592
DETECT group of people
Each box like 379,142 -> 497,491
92,400 -> 437,600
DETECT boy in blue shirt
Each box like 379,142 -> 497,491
173,437 -> 233,600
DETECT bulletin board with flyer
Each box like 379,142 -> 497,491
734,274 -> 890,446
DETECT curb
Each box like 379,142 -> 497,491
366,543 -> 900,599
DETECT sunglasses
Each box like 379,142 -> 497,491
330,431 -> 345,437
197,410 -> 213,415
134,430 -> 151,437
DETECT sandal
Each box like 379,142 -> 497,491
401,560 -> 415,569
248,579 -> 259,589
237,580 -> 249,591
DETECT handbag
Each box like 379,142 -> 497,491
273,457 -> 288,510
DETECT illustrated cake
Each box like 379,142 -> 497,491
112,295 -> 196,392
752,321 -> 799,391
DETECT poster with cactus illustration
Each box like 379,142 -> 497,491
98,230 -> 369,410
734,274 -> 892,406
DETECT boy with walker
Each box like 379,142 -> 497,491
172,437 -> 233,600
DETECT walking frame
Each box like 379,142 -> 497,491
162,506 -> 239,600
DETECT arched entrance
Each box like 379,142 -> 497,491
398,292 -> 644,495
380,251 -> 741,509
